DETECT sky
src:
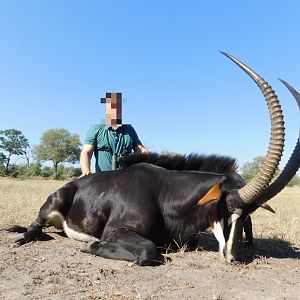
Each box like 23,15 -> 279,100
0,1 -> 299,172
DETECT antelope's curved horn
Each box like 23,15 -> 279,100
256,79 -> 300,206
221,51 -> 285,204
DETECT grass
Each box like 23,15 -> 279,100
0,177 -> 299,249
0,177 -> 67,227
252,187 -> 300,247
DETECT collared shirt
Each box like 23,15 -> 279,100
84,124 -> 142,172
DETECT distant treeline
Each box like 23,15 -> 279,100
1,128 -> 300,185
0,128 -> 81,179
4,163 -> 82,180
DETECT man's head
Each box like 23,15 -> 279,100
101,93 -> 122,126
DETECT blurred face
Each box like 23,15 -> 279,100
104,93 -> 122,126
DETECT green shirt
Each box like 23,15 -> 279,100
84,124 -> 142,172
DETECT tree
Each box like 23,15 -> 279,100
240,156 -> 266,182
240,156 -> 280,183
34,128 -> 81,179
0,152 -> 6,174
0,129 -> 30,174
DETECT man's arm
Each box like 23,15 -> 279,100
128,125 -> 149,155
80,144 -> 95,177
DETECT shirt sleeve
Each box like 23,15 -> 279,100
128,125 -> 142,147
83,124 -> 100,145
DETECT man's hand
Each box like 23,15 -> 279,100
79,171 -> 92,178
135,144 -> 149,155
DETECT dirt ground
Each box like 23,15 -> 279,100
0,179 -> 299,299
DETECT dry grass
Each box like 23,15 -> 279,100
0,177 -> 67,227
253,187 -> 300,247
0,177 -> 299,248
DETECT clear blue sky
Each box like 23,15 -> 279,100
0,1 -> 299,171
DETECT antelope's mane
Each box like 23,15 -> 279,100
119,152 -> 237,174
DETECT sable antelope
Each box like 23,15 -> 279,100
5,52 -> 300,265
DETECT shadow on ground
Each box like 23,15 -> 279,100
190,231 -> 300,261
3,227 -> 299,262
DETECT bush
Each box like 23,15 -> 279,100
2,163 -> 43,179
24,162 -> 42,177
56,165 -> 81,180
7,164 -> 23,178
41,166 -> 54,178
0,165 -> 5,176
287,175 -> 300,187
66,166 -> 82,178
0,152 -> 5,175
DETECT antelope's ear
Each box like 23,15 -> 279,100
197,184 -> 222,206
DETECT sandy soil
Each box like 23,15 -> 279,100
0,179 -> 299,299
1,228 -> 299,299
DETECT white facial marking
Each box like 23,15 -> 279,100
228,212 -> 240,226
63,221 -> 99,242
211,220 -> 226,260
225,213 -> 239,262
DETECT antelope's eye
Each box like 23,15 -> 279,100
227,204 -> 234,212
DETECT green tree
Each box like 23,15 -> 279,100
0,129 -> 30,174
240,156 -> 266,182
240,156 -> 281,183
34,128 -> 81,179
